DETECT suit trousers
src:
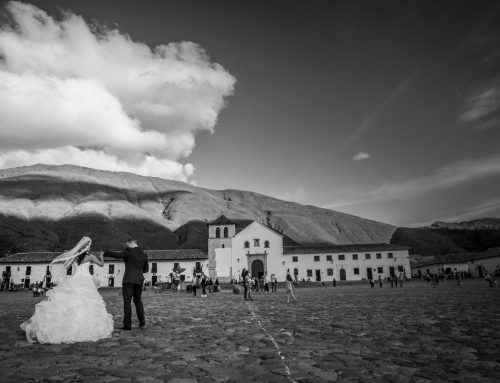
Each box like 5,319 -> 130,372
122,283 -> 145,329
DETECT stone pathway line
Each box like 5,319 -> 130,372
246,301 -> 297,383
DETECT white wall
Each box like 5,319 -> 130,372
231,222 -> 283,280
468,256 -> 500,277
411,263 -> 469,276
281,250 -> 411,282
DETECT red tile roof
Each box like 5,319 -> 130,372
283,243 -> 409,255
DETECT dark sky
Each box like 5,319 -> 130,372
1,0 -> 500,226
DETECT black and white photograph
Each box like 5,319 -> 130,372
0,0 -> 499,382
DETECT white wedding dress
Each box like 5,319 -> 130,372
20,262 -> 114,344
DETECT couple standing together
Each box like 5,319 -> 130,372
20,237 -> 149,344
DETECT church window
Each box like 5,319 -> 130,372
264,240 -> 270,248
25,266 -> 31,275
223,227 -> 229,238
215,227 -> 220,238
109,265 -> 115,274
244,241 -> 250,248
253,239 -> 260,247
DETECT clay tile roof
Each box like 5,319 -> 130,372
283,243 -> 410,255
143,249 -> 208,260
0,252 -> 60,263
0,249 -> 208,263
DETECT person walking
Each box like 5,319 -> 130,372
104,238 -> 149,330
245,272 -> 254,301
201,273 -> 208,297
271,273 -> 277,293
285,269 -> 297,302
378,275 -> 383,288
242,269 -> 249,300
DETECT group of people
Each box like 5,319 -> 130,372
240,268 -> 296,302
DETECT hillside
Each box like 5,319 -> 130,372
0,164 -> 397,253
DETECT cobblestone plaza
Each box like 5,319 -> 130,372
1,280 -> 499,383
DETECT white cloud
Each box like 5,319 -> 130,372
0,1 -> 235,181
353,151 -> 371,161
326,153 -> 500,208
458,78 -> 500,130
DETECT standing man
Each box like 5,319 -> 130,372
104,238 -> 149,331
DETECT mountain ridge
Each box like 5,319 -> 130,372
0,164 -> 397,253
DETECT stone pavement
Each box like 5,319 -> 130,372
0,279 -> 499,383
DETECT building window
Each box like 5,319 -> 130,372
109,265 -> 115,274
264,240 -> 270,248
327,268 -> 333,276
223,227 -> 229,238
195,262 -> 201,272
352,254 -> 358,260
365,254 -> 371,260
353,268 -> 359,275
215,227 -> 220,238
338,254 -> 345,261
293,268 -> 299,276
306,269 -> 313,277
326,255 -> 332,261
388,253 -> 393,259
244,241 -> 250,249
376,253 -> 382,259
151,263 -> 158,273
314,255 -> 320,262
398,265 -> 404,272
253,239 -> 260,247
25,266 -> 31,275
377,267 -> 383,273
292,256 -> 298,262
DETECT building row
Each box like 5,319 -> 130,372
0,215 -> 411,288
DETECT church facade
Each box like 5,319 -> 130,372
208,215 -> 411,282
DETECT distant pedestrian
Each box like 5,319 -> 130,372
264,273 -> 270,293
286,269 -> 297,302
242,269 -> 249,300
201,273 -> 207,297
456,272 -> 462,287
390,275 -> 394,288
333,278 -> 336,287
245,272 -> 254,301
369,278 -> 374,288
378,275 -> 383,288
398,272 -> 404,288
192,275 -> 199,297
208,278 -> 213,293
271,274 -> 277,293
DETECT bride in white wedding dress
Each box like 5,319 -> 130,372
20,237 -> 114,344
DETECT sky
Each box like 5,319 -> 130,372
0,0 -> 499,227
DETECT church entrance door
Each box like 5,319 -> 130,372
251,260 -> 264,279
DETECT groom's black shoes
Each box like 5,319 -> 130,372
138,322 -> 145,328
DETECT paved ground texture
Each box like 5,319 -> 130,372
0,279 -> 499,383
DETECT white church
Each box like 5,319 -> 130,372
0,215 -> 411,288
207,215 -> 410,283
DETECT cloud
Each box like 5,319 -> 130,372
326,153 -> 500,208
0,1 -> 235,181
353,151 -> 371,161
458,77 -> 500,130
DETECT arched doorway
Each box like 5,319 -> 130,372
339,268 -> 346,281
251,260 -> 264,279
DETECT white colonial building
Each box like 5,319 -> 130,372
0,249 -> 208,288
208,215 -> 411,282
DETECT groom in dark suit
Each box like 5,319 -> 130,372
104,238 -> 149,330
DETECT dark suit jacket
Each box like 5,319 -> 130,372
104,247 -> 149,285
